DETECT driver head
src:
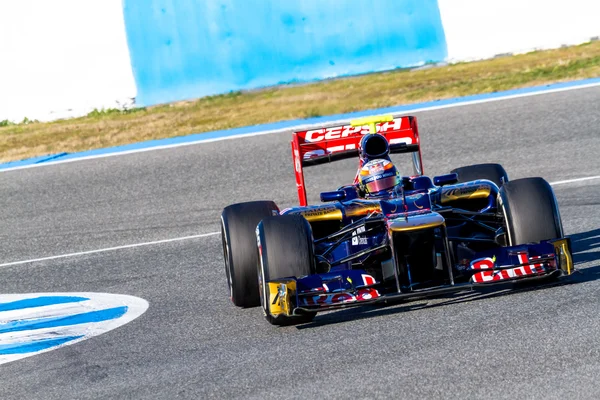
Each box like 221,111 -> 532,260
358,159 -> 402,198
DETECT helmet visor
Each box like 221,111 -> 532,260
364,175 -> 399,194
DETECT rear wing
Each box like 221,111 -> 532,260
291,115 -> 423,206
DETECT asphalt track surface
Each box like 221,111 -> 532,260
1,87 -> 599,399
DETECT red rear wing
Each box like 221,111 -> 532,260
291,115 -> 423,206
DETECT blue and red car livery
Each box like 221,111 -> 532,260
221,114 -> 574,325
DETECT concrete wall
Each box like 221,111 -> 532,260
122,0 -> 448,106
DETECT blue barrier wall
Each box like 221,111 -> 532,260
123,0 -> 447,106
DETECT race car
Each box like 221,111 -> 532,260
221,114 -> 574,326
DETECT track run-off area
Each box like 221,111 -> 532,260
1,86 -> 599,399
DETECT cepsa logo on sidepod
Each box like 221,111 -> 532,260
299,119 -> 405,142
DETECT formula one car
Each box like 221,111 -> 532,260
221,115 -> 574,326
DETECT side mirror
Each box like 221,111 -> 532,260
320,190 -> 346,202
433,173 -> 458,186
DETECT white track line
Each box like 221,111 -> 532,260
2,80 -> 600,173
548,175 -> 600,185
0,175 -> 598,268
0,232 -> 220,268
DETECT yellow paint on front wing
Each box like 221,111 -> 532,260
552,238 -> 574,275
267,281 -> 296,317
441,183 -> 492,204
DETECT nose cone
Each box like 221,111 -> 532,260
388,211 -> 444,232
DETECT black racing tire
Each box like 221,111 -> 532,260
499,177 -> 563,245
451,163 -> 509,187
221,201 -> 279,308
257,215 -> 317,326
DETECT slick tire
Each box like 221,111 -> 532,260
451,163 -> 509,187
221,201 -> 279,308
257,215 -> 317,326
499,177 -> 563,245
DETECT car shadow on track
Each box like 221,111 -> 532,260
297,228 -> 600,329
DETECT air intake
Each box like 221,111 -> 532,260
361,134 -> 389,159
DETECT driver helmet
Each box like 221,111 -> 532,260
358,159 -> 402,198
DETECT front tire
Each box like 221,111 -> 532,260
257,215 -> 317,326
451,163 -> 508,187
221,201 -> 279,308
499,177 -> 563,245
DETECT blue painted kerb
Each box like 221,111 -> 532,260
1,77 -> 599,171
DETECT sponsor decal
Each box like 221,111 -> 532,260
299,288 -> 380,306
304,149 -> 326,159
361,274 -> 377,286
351,226 -> 368,246
302,144 -> 357,160
300,206 -> 341,219
357,288 -> 379,301
443,185 -> 479,198
471,252 -> 546,283
363,159 -> 388,174
362,171 -> 396,183
441,183 -> 491,203
298,119 -> 409,143
469,256 -> 495,270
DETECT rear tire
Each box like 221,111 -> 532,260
451,163 -> 508,187
499,177 -> 563,245
257,215 -> 317,326
221,201 -> 279,308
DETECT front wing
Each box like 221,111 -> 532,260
265,238 -> 573,319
